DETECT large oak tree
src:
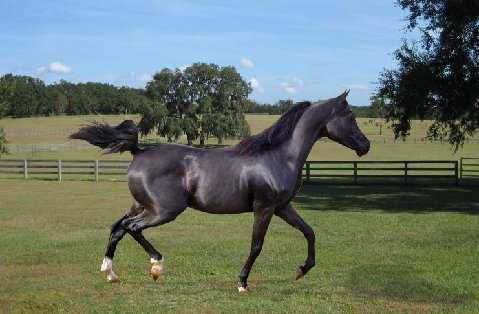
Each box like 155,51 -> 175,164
140,63 -> 251,146
378,0 -> 479,150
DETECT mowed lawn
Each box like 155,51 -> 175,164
0,180 -> 478,313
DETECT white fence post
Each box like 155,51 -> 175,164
94,160 -> 99,182
58,160 -> 62,181
23,160 -> 28,180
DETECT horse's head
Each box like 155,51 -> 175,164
323,91 -> 370,157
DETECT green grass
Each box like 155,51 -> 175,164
0,180 -> 478,313
1,114 -> 478,161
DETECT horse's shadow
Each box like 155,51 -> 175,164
347,263 -> 473,305
294,184 -> 479,214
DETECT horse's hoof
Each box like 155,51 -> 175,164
107,273 -> 119,283
238,285 -> 251,294
295,267 -> 304,280
101,257 -> 119,283
150,258 -> 164,281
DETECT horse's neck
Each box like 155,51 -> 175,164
282,103 -> 333,171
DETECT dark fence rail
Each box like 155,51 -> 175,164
303,160 -> 458,185
0,159 -> 464,185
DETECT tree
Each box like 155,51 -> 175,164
370,95 -> 386,135
0,78 -> 9,157
0,74 -> 149,117
0,74 -> 48,117
274,99 -> 294,114
377,0 -> 479,150
0,125 -> 7,157
141,63 -> 251,146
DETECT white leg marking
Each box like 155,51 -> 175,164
150,258 -> 164,281
238,285 -> 251,293
100,257 -> 119,283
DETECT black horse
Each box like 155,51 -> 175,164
71,91 -> 370,292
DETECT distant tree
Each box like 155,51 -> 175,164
274,99 -> 294,114
0,125 -> 7,157
378,0 -> 479,150
0,74 -> 47,117
0,75 -> 149,117
0,78 -> 9,157
370,95 -> 386,135
142,63 -> 251,146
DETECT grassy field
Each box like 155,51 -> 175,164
0,180 -> 478,313
1,114 -> 478,161
1,114 -> 478,312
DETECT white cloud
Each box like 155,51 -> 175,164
178,65 -> 189,72
292,77 -> 304,87
36,62 -> 72,74
346,84 -> 368,91
50,62 -> 72,74
249,77 -> 264,93
281,82 -> 297,94
36,66 -> 48,74
139,73 -> 152,82
129,71 -> 153,83
280,77 -> 305,94
240,57 -> 254,68
249,78 -> 260,89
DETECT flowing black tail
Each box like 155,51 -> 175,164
70,120 -> 142,155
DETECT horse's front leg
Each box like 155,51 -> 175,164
275,202 -> 315,279
238,205 -> 274,293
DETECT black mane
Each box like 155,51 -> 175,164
233,101 -> 312,156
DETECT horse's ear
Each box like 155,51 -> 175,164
337,90 -> 349,102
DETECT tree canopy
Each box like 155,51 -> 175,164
0,78 -> 9,157
378,0 -> 479,150
0,74 -> 148,117
139,63 -> 252,146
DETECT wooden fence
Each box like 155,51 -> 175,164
0,159 -> 130,181
303,160 -> 458,185
460,157 -> 479,178
0,159 -> 462,185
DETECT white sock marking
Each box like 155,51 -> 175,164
100,257 -> 118,282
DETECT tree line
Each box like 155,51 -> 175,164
0,64 -> 389,152
3,0 -> 478,152
0,72 -> 386,120
0,74 -> 148,117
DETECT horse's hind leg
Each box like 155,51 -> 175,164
100,203 -> 143,282
275,203 -> 315,280
121,203 -> 186,281
100,213 -> 131,282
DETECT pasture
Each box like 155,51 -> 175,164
1,114 -> 478,161
0,180 -> 478,313
0,114 -> 478,313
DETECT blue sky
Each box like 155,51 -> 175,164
0,0 -> 412,106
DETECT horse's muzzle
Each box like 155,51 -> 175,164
356,138 -> 370,157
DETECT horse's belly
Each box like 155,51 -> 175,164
188,186 -> 253,214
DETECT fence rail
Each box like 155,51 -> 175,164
460,157 -> 479,178
302,160 -> 458,185
0,159 -> 130,181
0,159 -> 463,185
